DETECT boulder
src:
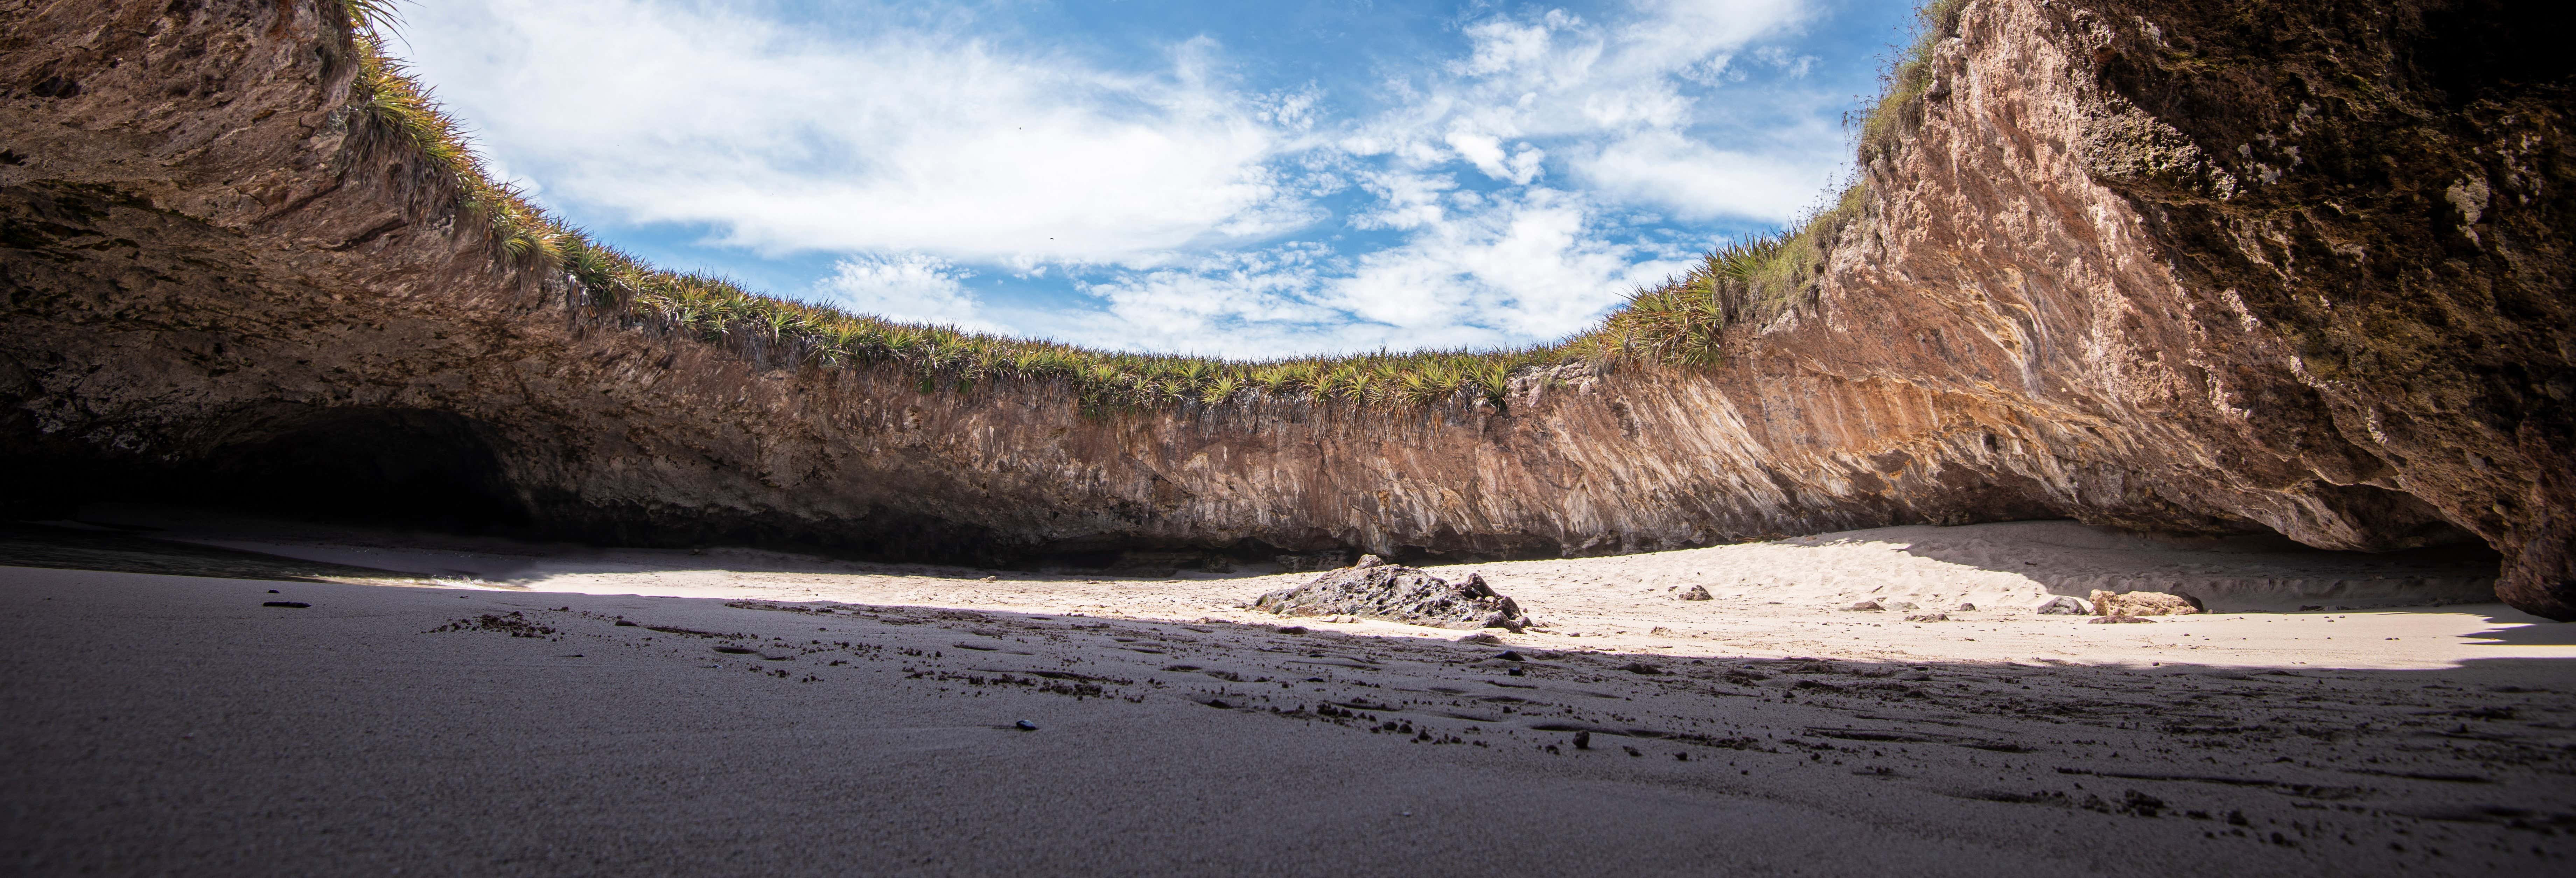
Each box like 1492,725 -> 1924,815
2090,590 -> 2203,616
1252,562 -> 1528,631
2033,596 -> 2091,615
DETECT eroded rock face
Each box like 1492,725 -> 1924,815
2,1 -> 2570,615
1252,557 -> 1530,631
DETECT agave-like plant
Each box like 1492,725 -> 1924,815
341,0 -> 403,34
1201,373 -> 1243,405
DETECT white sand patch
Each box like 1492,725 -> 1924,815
99,510 -> 2552,673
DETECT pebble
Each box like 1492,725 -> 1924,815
1015,719 -> 1038,731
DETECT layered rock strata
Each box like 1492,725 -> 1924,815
3,1 -> 2570,615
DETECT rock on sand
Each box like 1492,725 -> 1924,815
1253,555 -> 1530,631
2033,596 -> 2090,615
2091,589 -> 2203,616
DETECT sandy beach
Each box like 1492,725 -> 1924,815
6,514 -> 2572,875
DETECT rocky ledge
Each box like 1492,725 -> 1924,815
3,1 -> 2570,617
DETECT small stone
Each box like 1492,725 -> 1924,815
1622,745 -> 1643,757
1954,603 -> 1977,612
1014,719 -> 1038,731
1456,631 -> 1503,645
1573,730 -> 1592,750
1648,626 -> 1675,636
2088,614 -> 2155,624
2034,596 -> 2090,615
267,589 -> 279,594
979,575 -> 997,582
1618,661 -> 1664,675
261,601 -> 309,608
1904,612 -> 1949,622
1274,625 -> 1309,635
1678,585 -> 1713,601
615,619 -> 638,626
1844,600 -> 1884,612
1493,651 -> 1525,662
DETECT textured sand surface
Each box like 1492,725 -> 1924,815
5,519 -> 2574,875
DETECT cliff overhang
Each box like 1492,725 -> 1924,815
4,0 -> 2571,616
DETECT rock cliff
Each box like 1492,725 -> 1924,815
4,1 -> 2570,616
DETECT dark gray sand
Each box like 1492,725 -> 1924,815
5,565 -> 2573,876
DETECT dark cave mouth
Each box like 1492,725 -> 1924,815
0,405 -> 2513,575
189,407 -> 530,531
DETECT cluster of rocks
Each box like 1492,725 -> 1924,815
2035,596 -> 2090,615
1252,555 -> 1530,631
2090,590 -> 2202,616
2032,590 -> 2204,619
1843,599 -> 1976,615
1272,551 -> 1352,573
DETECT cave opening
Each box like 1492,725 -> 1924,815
187,407 -> 529,532
2417,0 -> 2576,102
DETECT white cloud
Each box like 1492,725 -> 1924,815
1572,129 -> 1827,223
1053,189 -> 1692,358
810,253 -> 994,330
395,0 -> 1855,357
1351,0 -> 1833,220
399,0 -> 1309,264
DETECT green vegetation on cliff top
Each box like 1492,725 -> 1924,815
333,0 -> 1959,411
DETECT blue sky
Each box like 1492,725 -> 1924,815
391,0 -> 1919,357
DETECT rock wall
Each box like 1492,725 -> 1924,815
3,1 -> 2570,616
